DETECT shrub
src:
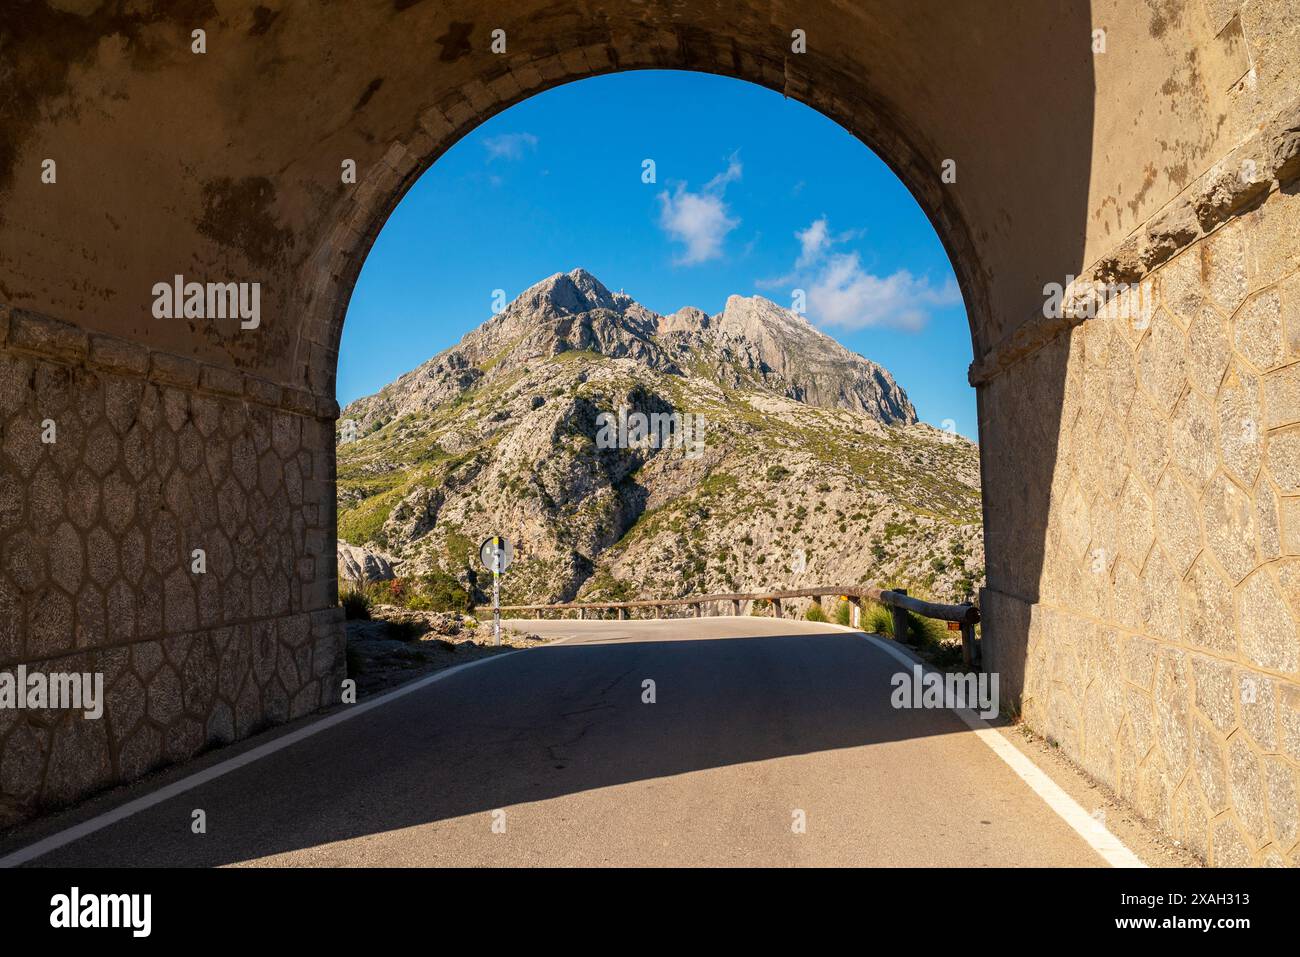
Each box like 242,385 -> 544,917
833,599 -> 851,627
340,587 -> 372,621
906,611 -> 964,668
421,571 -> 472,612
864,601 -> 893,636
404,592 -> 434,611
367,572 -> 472,613
805,602 -> 828,622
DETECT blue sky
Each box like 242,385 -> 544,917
340,70 -> 977,438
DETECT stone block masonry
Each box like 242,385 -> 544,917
982,180 -> 1300,866
0,0 -> 1297,865
0,313 -> 345,829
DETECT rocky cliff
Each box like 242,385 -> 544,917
337,269 -> 982,607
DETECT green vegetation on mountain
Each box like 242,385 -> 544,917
336,269 -> 983,608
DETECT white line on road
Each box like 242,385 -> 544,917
0,650 -> 522,868
2,624 -> 1143,868
851,629 -> 1146,868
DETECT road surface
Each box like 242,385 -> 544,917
16,618 -> 1113,867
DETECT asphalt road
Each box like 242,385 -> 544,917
21,618 -> 1110,867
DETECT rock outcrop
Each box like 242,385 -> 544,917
343,269 -> 915,431
662,293 -> 918,423
337,269 -> 980,606
337,541 -> 398,583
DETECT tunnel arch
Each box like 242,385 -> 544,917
2,2 -> 1299,865
329,65 -> 988,621
303,60 -> 996,400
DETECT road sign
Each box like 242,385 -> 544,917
479,536 -> 512,646
479,536 -> 513,573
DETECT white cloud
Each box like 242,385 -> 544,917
657,155 -> 742,266
658,190 -> 738,264
705,153 -> 742,191
795,217 -> 831,268
770,217 -> 961,330
483,132 -> 538,161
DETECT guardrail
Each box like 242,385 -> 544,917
473,586 -> 982,668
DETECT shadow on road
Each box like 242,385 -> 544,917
24,622 -> 985,866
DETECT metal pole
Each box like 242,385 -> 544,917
492,536 -> 501,646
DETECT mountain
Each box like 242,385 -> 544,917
661,292 -> 917,422
342,269 -> 916,429
337,269 -> 982,607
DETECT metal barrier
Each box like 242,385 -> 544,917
474,585 -> 982,669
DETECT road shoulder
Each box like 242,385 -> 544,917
994,722 -> 1201,868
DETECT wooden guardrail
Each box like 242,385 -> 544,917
473,586 -> 982,668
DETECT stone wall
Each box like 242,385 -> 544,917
0,310 -> 346,828
0,0 -> 1297,861
983,177 -> 1300,866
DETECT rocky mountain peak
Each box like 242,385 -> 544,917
343,268 -> 917,429
657,290 -> 916,426
659,305 -> 711,334
718,293 -> 812,330
336,268 -> 979,609
515,268 -> 621,316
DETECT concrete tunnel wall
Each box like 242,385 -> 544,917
0,0 -> 1299,864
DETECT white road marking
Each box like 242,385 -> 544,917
2,622 -> 1142,868
853,629 -> 1146,868
0,650 -> 522,868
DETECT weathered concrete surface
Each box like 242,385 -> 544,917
0,0 -> 1298,863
